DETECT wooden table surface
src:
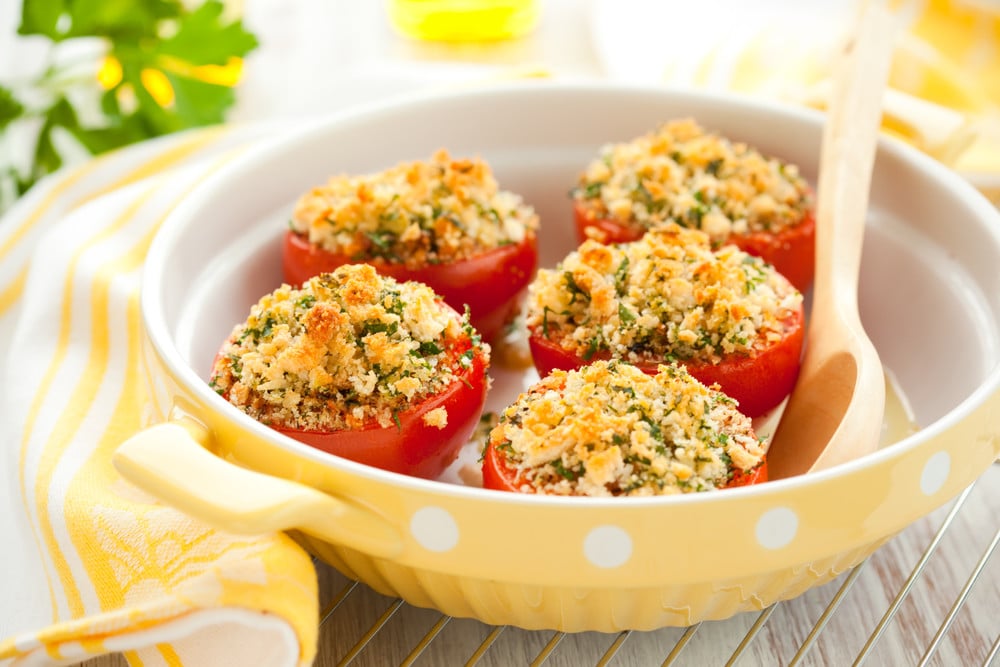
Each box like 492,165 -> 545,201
82,463 -> 998,666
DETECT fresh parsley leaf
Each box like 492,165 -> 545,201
3,0 -> 258,216
158,1 -> 258,65
582,181 -> 603,199
163,70 -> 237,125
18,0 -> 71,40
416,341 -> 443,356
0,86 -> 25,131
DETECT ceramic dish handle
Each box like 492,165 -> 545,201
112,416 -> 403,558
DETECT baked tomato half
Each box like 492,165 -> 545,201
527,301 -> 804,418
215,332 -> 487,479
573,200 -> 816,292
210,265 -> 490,480
283,229 -> 537,342
481,360 -> 768,495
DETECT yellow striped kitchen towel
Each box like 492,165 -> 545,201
0,125 -> 319,666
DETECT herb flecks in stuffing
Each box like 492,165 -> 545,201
573,118 -> 812,243
291,149 -> 538,267
490,360 -> 765,496
526,223 -> 801,365
210,264 -> 490,431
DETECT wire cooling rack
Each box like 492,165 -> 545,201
313,464 -> 999,667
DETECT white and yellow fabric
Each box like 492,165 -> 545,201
0,125 -> 320,666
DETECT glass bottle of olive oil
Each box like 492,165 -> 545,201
386,0 -> 540,42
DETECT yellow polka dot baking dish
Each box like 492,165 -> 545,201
114,82 -> 1000,632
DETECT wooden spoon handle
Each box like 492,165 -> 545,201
812,1 -> 896,334
766,2 -> 894,479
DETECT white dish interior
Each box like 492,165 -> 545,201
150,83 -> 1000,488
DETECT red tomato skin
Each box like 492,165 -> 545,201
731,211 -> 815,293
271,350 -> 488,479
728,458 -> 767,487
283,230 -> 538,341
481,440 -> 529,493
527,302 -> 804,419
572,201 -> 815,292
572,202 -> 645,245
482,439 -> 766,493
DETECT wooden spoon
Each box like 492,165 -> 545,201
766,2 -> 895,479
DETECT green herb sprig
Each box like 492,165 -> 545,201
0,0 -> 258,214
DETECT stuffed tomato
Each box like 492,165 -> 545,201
482,360 -> 767,496
284,149 -> 538,342
571,118 -> 815,291
209,264 -> 490,479
525,224 -> 804,418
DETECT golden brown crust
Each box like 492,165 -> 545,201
209,264 -> 490,431
290,149 -> 539,267
573,118 -> 812,241
491,360 -> 764,496
526,223 -> 801,364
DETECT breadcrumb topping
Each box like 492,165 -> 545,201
209,264 -> 489,431
526,223 -> 801,365
290,149 -> 539,267
490,360 -> 765,496
573,118 -> 812,242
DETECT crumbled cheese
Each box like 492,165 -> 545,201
573,118 -> 812,242
422,407 -> 449,429
490,360 -> 765,496
525,223 -> 801,365
209,264 -> 490,431
290,149 -> 539,267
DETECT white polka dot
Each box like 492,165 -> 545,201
920,451 -> 951,496
755,507 -> 799,550
583,525 -> 633,568
410,506 -> 459,552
